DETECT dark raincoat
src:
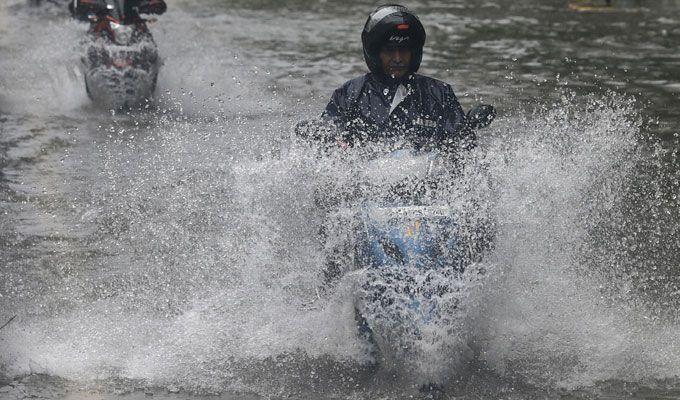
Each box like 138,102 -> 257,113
322,72 -> 474,151
70,0 -> 166,22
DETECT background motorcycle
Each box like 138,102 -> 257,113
77,0 -> 161,108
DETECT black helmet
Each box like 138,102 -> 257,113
361,4 -> 426,75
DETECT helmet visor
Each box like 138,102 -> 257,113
365,5 -> 409,32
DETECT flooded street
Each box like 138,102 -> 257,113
1,0 -> 680,398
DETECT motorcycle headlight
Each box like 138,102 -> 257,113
110,23 -> 135,46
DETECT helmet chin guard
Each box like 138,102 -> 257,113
361,4 -> 426,75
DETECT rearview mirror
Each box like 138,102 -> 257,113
466,104 -> 496,130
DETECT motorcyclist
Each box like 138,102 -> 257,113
69,0 -> 166,23
318,4 -> 475,153
311,8 -> 494,394
312,4 -> 487,285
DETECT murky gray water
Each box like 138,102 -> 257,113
1,0 -> 680,399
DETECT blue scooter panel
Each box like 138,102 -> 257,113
357,204 -> 465,272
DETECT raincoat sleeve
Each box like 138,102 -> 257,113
317,83 -> 362,145
293,86 -> 350,143
70,0 -> 106,20
322,86 -> 352,131
440,85 -> 476,152
138,0 -> 167,15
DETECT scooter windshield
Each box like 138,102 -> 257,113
104,0 -> 140,22
358,148 -> 448,206
360,149 -> 433,187
101,0 -> 124,21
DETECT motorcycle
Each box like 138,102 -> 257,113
298,105 -> 496,388
350,146 -> 478,387
76,0 -> 161,108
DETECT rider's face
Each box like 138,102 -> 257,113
379,45 -> 412,79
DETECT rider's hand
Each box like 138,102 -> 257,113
137,0 -> 167,15
336,138 -> 351,150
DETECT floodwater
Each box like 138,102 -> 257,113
1,0 -> 680,399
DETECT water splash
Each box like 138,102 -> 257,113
1,90 -> 680,397
0,3 -> 88,115
471,93 -> 680,389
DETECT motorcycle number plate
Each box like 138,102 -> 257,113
112,58 -> 132,68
